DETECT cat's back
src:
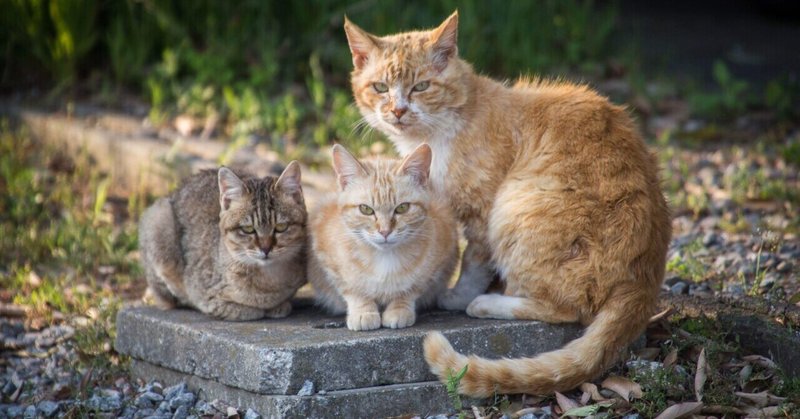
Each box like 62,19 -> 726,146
171,169 -> 222,228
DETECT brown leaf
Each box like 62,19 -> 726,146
734,391 -> 787,408
579,382 -> 607,402
654,401 -> 703,419
601,376 -> 643,402
649,307 -> 671,323
635,347 -> 661,361
555,391 -> 581,415
694,348 -> 708,402
742,355 -> 777,369
579,391 -> 591,405
663,348 -> 679,369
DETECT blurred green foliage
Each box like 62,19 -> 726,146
1,0 -> 619,153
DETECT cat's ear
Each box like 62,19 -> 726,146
276,160 -> 304,204
218,167 -> 245,210
429,11 -> 459,72
332,144 -> 367,190
398,143 -> 432,186
344,16 -> 378,69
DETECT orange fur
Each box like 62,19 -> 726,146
346,12 -> 671,396
307,144 -> 459,331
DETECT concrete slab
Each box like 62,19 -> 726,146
131,360 -> 475,419
116,302 -> 584,396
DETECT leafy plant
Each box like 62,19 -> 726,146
688,60 -> 750,117
446,364 -> 469,416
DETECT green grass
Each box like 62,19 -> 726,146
0,122 -> 140,394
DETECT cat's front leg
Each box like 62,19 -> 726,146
437,240 -> 495,311
382,297 -> 416,329
264,300 -> 292,319
342,294 -> 381,331
208,300 -> 265,321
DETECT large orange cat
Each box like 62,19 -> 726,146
344,12 -> 671,396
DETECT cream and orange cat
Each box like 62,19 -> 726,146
307,144 -> 458,331
344,12 -> 671,395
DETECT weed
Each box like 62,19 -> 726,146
666,238 -> 707,282
688,60 -> 750,118
446,364 -> 469,417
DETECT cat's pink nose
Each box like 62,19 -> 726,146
379,229 -> 392,239
392,107 -> 407,119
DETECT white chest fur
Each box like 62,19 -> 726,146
390,116 -> 461,194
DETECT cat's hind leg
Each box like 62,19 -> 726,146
139,198 -> 187,308
264,300 -> 292,319
466,294 -> 579,323
437,240 -> 495,311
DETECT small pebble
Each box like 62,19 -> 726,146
243,408 -> 262,419
670,282 -> 688,296
297,380 -> 315,396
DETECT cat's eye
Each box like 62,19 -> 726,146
373,82 -> 389,93
412,81 -> 430,92
394,203 -> 410,214
240,225 -> 255,234
359,204 -> 375,215
274,223 -> 288,233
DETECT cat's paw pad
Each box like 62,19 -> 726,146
264,301 -> 292,319
437,290 -> 475,311
347,311 -> 381,331
382,308 -> 416,329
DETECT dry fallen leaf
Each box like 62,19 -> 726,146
601,376 -> 643,402
654,401 -> 703,419
694,347 -> 708,402
649,307 -> 671,323
635,347 -> 661,360
579,382 -> 607,402
663,348 -> 679,369
738,363 -> 753,388
555,391 -> 581,415
734,391 -> 786,408
742,355 -> 777,369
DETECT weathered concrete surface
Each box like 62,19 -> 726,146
116,302 -> 583,396
132,360 -> 476,419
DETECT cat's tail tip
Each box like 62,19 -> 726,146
423,331 -> 468,381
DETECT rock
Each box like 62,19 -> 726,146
426,415 -> 449,419
243,409 -> 262,419
169,392 -> 196,410
663,275 -> 683,286
6,405 -> 25,418
226,406 -> 239,418
135,391 -> 165,409
623,414 -> 642,419
297,380 -> 314,396
702,232 -> 718,246
172,405 -> 189,419
626,360 -> 663,375
85,393 -> 123,412
133,408 -> 155,419
23,405 -> 36,419
164,382 -> 188,401
670,282 -> 688,296
37,400 -> 60,417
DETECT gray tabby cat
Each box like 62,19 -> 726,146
139,162 -> 307,320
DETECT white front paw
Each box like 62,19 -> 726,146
346,311 -> 381,331
382,308 -> 416,329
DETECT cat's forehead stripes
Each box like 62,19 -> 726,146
245,177 -> 276,226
